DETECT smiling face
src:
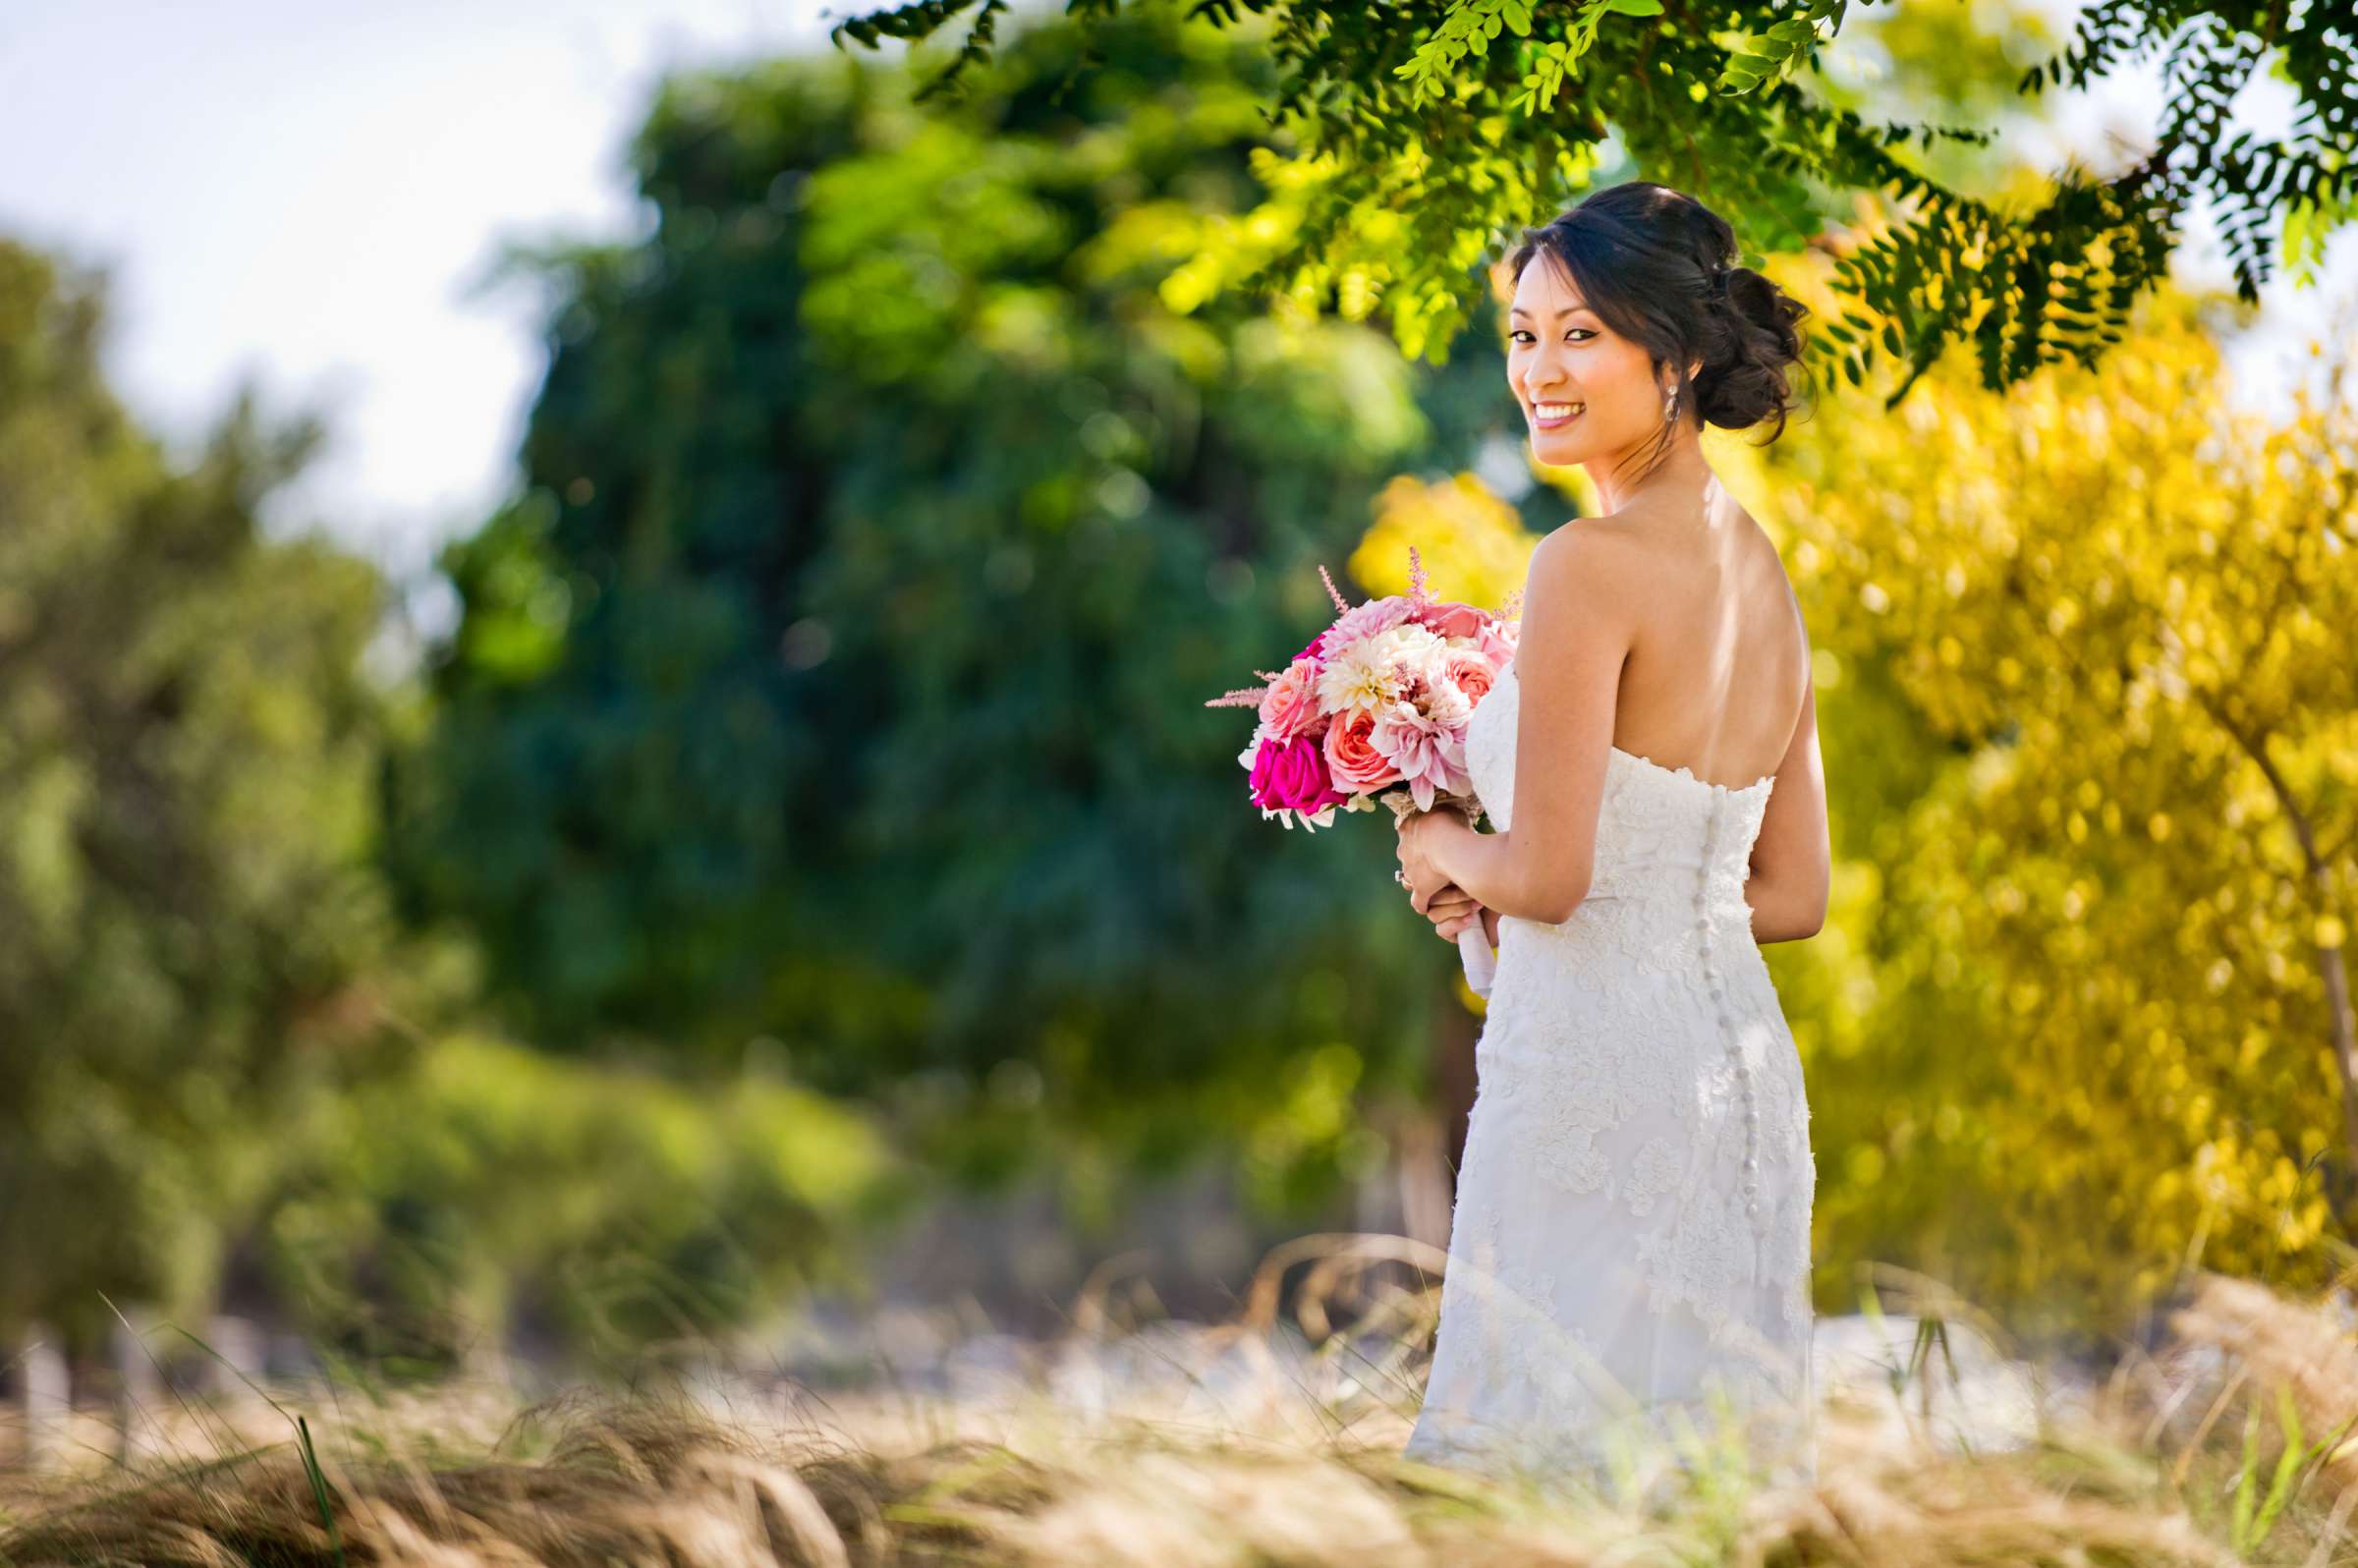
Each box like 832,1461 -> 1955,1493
1507,248 -> 1681,473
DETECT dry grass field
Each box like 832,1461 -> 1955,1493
4,1262 -> 2356,1567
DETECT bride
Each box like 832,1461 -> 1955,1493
1390,181 -> 1828,1490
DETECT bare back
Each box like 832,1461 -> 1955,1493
1580,493 -> 1808,789
1487,486 -> 1830,939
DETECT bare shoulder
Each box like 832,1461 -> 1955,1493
1530,516 -> 1651,608
1545,510 -> 1653,554
1747,513 -> 1811,638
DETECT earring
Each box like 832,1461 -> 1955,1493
1662,385 -> 1679,423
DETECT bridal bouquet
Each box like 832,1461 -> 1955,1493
1206,546 -> 1521,995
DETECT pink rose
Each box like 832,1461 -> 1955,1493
1258,658 -> 1322,743
1323,707 -> 1402,793
1479,618 -> 1518,665
1251,732 -> 1348,816
1444,649 -> 1497,705
1418,599 -> 1488,641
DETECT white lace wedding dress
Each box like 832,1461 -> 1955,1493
1402,654 -> 1819,1490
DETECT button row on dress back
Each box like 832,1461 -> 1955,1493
1696,792 -> 1763,1224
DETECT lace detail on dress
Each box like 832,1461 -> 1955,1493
1408,654 -> 1818,1485
1626,1138 -> 1682,1217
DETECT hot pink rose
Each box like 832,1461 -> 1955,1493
1258,658 -> 1322,743
1323,707 -> 1401,793
1250,732 -> 1348,816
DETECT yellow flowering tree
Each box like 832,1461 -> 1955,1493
1768,277 -> 2356,1338
1348,472 -> 1540,617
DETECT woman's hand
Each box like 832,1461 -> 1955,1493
1419,881 -> 1487,942
1395,804 -> 1477,919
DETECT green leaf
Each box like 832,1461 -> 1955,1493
2229,1399 -> 2261,1548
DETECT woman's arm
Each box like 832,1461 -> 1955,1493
1744,634 -> 1830,943
1423,527 -> 1637,924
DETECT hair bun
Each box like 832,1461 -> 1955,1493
1695,263 -> 1809,438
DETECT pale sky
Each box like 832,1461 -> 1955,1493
2,0 -> 2351,654
0,0 -> 855,656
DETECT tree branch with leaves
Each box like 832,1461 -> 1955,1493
833,0 -> 2358,406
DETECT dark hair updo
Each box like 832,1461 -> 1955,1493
1503,181 -> 1813,476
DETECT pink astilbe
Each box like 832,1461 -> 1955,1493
1204,666 -> 1293,709
1319,562 -> 1354,615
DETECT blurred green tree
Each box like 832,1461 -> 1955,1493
0,241 -> 407,1354
386,14 -> 1528,1206
0,240 -> 902,1366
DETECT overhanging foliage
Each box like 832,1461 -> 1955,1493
833,0 -> 2358,406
